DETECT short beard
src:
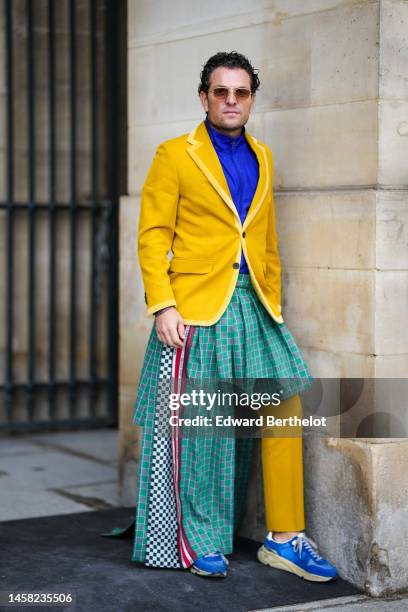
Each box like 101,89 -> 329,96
206,115 -> 245,135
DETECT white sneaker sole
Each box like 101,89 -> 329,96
221,554 -> 230,566
190,565 -> 227,578
257,545 -> 336,582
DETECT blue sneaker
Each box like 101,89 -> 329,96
190,552 -> 228,578
258,532 -> 338,582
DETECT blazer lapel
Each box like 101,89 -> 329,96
186,122 -> 240,224
242,131 -> 269,231
186,121 -> 270,229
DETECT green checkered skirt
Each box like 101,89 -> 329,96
128,273 -> 312,568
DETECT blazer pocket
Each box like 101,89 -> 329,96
169,258 -> 214,274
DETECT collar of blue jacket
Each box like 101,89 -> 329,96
204,117 -> 247,152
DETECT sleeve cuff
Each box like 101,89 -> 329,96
147,299 -> 177,316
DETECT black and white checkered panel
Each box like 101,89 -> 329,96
145,344 -> 181,568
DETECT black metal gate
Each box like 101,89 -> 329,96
0,0 -> 124,432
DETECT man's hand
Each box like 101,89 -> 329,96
154,307 -> 185,348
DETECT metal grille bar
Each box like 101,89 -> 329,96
0,0 -> 122,433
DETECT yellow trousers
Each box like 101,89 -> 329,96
260,393 -> 305,532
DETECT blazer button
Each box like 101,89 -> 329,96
242,231 -> 246,238
232,262 -> 240,269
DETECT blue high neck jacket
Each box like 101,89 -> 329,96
205,118 -> 259,274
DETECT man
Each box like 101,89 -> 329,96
106,52 -> 337,582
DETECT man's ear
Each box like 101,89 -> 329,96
250,93 -> 256,112
199,90 -> 209,113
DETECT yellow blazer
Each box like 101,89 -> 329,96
138,120 -> 284,325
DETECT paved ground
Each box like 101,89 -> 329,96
0,430 -> 407,611
256,595 -> 408,611
0,429 -> 120,520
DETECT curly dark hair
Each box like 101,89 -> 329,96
198,51 -> 260,95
